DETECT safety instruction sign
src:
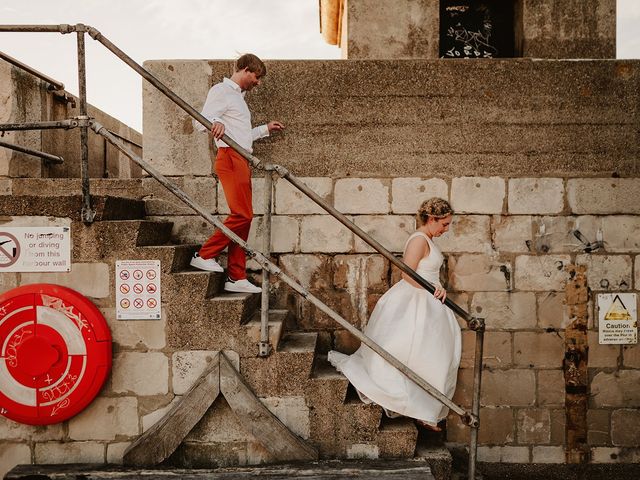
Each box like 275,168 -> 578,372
0,227 -> 70,272
598,293 -> 637,344
116,260 -> 161,320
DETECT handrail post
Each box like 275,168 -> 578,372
76,26 -> 94,223
468,319 -> 485,479
259,171 -> 274,357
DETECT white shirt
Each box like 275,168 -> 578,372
194,77 -> 269,153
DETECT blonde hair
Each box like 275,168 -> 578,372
418,197 -> 453,225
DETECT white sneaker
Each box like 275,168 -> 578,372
224,278 -> 261,293
190,253 -> 224,272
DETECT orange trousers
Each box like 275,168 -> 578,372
199,148 -> 252,280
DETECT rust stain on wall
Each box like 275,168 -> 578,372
564,264 -> 590,463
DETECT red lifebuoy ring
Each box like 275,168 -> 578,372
0,284 -> 111,425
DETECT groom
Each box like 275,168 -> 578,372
191,53 -> 284,294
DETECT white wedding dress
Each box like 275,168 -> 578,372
328,232 -> 461,425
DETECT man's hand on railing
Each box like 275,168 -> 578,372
211,121 -> 225,140
267,121 -> 285,133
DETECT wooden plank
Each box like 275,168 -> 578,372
123,352 -> 220,466
219,352 -> 318,462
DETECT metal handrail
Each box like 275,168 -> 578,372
1,24 -> 485,479
91,118 -> 472,420
0,139 -> 64,164
86,24 -> 477,327
0,120 -> 79,130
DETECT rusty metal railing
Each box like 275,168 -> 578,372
0,24 -> 485,479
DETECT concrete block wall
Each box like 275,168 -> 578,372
0,216 -> 163,477
138,172 -> 640,464
0,60 -> 143,182
1,57 -> 638,474
0,212 -> 319,477
325,0 -> 615,60
140,58 -> 639,464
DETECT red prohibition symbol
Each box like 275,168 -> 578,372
0,284 -> 112,425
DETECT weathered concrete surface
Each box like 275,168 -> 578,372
521,0 -> 616,59
330,0 -> 614,60
0,195 -> 145,221
6,460 -> 438,479
1,64 -> 142,179
343,0 -> 439,60
144,59 -> 639,178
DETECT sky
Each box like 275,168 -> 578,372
0,0 -> 638,133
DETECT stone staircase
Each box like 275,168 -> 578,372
3,179 -> 450,478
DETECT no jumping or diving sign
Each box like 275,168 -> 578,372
0,227 -> 70,272
116,260 -> 161,320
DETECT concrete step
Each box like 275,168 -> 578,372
9,178 -> 144,198
73,220 -> 173,261
0,194 -> 145,220
377,416 -> 419,459
244,309 -> 287,351
166,291 -> 260,351
310,354 -> 349,402
5,460 -> 436,479
241,332 -> 318,397
207,291 -> 262,325
415,442 -> 453,480
306,355 -> 422,460
136,244 -> 196,273
170,270 -> 225,298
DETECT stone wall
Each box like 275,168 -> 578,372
143,59 -> 638,179
0,57 -> 638,475
0,60 -> 142,182
141,58 -> 639,464
325,0 -> 615,59
153,173 -> 640,465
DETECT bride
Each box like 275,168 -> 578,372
328,197 -> 461,430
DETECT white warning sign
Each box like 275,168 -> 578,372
598,293 -> 637,345
116,259 -> 161,320
0,227 -> 71,272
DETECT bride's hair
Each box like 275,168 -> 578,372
418,197 -> 453,225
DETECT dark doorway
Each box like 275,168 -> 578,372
439,1 -> 515,58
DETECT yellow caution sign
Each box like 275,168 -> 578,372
604,295 -> 632,321
598,293 -> 637,345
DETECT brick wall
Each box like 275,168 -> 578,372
140,58 -> 639,464
144,172 -> 640,463
1,58 -> 638,473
